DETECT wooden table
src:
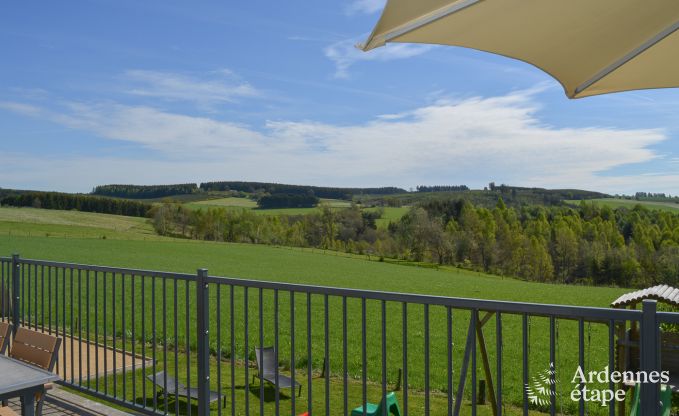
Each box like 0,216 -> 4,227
0,355 -> 59,416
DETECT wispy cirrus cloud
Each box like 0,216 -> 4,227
0,89 -> 673,194
324,37 -> 433,78
122,69 -> 260,105
345,0 -> 385,15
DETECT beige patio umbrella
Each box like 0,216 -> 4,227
359,0 -> 679,98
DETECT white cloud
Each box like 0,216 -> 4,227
345,0 -> 386,15
123,70 -> 259,105
0,90 -> 674,194
324,37 -> 433,78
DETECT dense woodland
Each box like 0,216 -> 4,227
257,194 -> 319,209
92,183 -> 198,199
1,192 -> 151,217
199,181 -> 406,199
151,198 -> 679,288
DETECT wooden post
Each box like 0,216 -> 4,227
476,311 -> 498,416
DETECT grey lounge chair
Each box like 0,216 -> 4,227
147,371 -> 225,408
252,347 -> 302,397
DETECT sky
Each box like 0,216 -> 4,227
1,1 -> 679,195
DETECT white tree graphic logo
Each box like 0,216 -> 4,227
525,362 -> 558,406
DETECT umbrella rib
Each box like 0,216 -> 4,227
574,18 -> 679,96
359,0 -> 482,51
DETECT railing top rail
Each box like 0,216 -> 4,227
0,257 -> 10,262
657,311 -> 679,324
17,257 -> 196,281
206,274 -> 643,321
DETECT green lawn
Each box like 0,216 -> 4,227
568,198 -> 679,213
0,208 -> 632,415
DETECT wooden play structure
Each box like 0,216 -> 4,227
612,284 -> 679,415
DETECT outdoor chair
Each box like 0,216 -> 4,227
9,327 -> 61,416
0,322 -> 11,354
146,371 -> 225,408
351,392 -> 402,416
253,347 -> 302,397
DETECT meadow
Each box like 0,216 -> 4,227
0,207 -> 634,415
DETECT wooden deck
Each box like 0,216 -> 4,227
53,333 -> 151,383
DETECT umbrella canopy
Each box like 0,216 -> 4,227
359,0 -> 679,98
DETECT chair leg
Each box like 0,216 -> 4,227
36,398 -> 44,416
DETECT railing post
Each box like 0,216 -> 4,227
11,254 -> 20,336
196,268 -> 210,416
640,300 -> 660,415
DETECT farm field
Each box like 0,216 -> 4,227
0,206 -> 165,240
567,198 -> 679,213
0,208 -> 630,414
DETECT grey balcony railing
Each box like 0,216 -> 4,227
0,253 -> 672,415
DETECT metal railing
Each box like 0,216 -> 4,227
0,253 -> 671,415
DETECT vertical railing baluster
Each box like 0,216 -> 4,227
522,313 -> 528,416
152,275 -> 157,413
174,279 -> 179,416
94,271 -> 99,392
608,320 -> 615,416
424,303 -> 430,416
141,274 -> 147,407
290,291 -> 296,416
447,306 -> 453,416
86,269 -> 91,389
579,318 -> 585,416
131,275 -> 136,400
78,268 -> 83,386
343,296 -> 348,416
103,272 -> 108,395
185,280 -> 191,416
113,272 -> 118,398
362,297 -> 367,416
11,254 -> 19,337
324,294 -> 330,416
306,293 -> 313,416
162,277 -> 168,415
382,300 -> 388,416
196,268 -> 210,416
402,302 -> 408,416
273,289 -> 280,416
471,309 -> 477,416
230,285 -> 236,416
71,268 -> 75,385
496,312 -> 502,416
41,265 -> 44,330
260,288 -> 266,416
244,287 -> 249,416
121,272 -> 126,397
216,284 -> 222,416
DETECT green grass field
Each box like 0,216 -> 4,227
568,198 -> 679,213
0,208 -> 634,415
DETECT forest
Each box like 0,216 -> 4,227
199,181 -> 406,199
150,198 -> 679,288
92,183 -> 199,199
1,191 -> 151,217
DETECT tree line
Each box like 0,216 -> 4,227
416,185 -> 469,192
151,198 -> 679,288
257,194 -> 319,209
1,192 -> 151,217
199,181 -> 406,199
92,183 -> 198,199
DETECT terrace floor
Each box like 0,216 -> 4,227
6,387 -> 137,416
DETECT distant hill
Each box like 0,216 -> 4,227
199,181 -> 407,199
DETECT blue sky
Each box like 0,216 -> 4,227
2,0 -> 679,194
